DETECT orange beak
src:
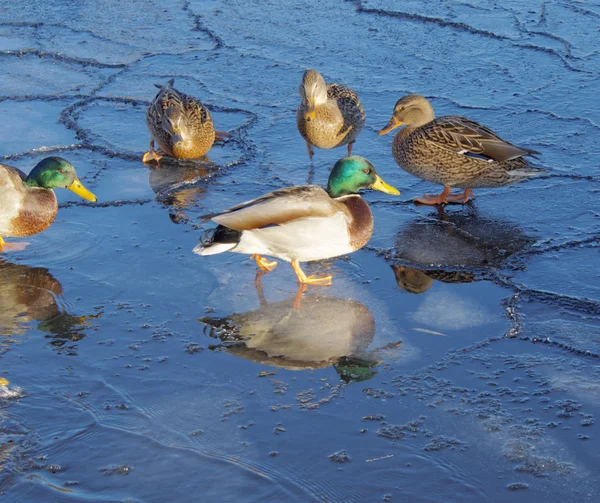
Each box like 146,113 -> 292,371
378,117 -> 403,136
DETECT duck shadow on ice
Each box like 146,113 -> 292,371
389,208 -> 536,294
198,278 -> 402,383
0,259 -> 99,354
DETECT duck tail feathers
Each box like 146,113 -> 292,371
193,226 -> 241,256
510,166 -> 546,178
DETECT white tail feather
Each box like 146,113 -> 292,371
509,168 -> 544,178
193,242 -> 237,256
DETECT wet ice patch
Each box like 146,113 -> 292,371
411,288 -> 493,331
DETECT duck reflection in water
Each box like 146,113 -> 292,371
0,260 -> 97,353
391,208 -> 534,294
199,275 -> 399,382
149,156 -> 219,223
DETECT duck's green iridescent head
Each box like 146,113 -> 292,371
25,157 -> 97,202
327,156 -> 400,198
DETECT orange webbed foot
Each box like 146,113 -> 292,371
251,254 -> 278,272
414,187 -> 454,206
0,238 -> 30,252
291,259 -> 332,286
302,275 -> 332,286
445,189 -> 475,204
143,141 -> 162,163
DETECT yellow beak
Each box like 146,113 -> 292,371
378,118 -> 403,136
68,178 -> 97,202
304,99 -> 316,121
371,175 -> 400,195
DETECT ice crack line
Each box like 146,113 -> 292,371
0,49 -> 126,69
350,0 -> 590,73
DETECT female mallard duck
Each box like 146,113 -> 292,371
143,79 -> 229,163
194,156 -> 399,285
391,265 -> 476,294
0,157 -> 97,251
378,94 -> 543,205
297,70 -> 366,159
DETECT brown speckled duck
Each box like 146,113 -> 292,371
297,70 -> 366,159
378,94 -> 543,205
143,79 -> 229,163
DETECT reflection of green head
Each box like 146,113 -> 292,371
38,312 -> 94,354
327,156 -> 400,198
334,356 -> 379,383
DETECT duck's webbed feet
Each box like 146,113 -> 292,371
251,254 -> 278,272
291,260 -> 332,286
0,237 -> 29,252
142,140 -> 163,163
414,187 -> 452,205
414,187 -> 475,206
445,189 -> 475,204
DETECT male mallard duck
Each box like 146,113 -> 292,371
0,157 -> 96,251
194,156 -> 399,285
143,79 -> 229,163
200,292 -> 376,370
297,70 -> 366,159
378,94 -> 543,205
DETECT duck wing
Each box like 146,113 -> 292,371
200,186 -> 345,231
0,164 -> 27,189
422,116 -> 540,162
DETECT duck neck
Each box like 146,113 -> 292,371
24,173 -> 49,189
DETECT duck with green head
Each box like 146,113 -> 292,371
0,157 -> 97,251
194,156 -> 400,285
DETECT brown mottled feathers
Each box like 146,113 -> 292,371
146,79 -> 215,159
202,186 -> 349,231
420,116 -> 540,162
297,82 -> 365,149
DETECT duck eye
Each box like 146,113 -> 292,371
362,168 -> 371,174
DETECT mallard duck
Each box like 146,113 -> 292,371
143,79 -> 229,163
200,290 -> 376,370
378,94 -> 543,205
194,156 -> 400,285
297,70 -> 366,159
0,157 -> 97,251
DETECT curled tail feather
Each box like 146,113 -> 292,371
193,226 -> 241,256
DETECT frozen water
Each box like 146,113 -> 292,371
0,0 -> 598,502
